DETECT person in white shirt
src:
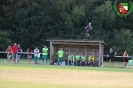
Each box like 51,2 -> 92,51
34,47 -> 39,64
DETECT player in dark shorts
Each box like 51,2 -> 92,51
16,44 -> 22,64
123,51 -> 129,68
85,22 -> 93,39
107,48 -> 117,67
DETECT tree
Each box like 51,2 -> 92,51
0,0 -> 133,55
92,0 -> 117,53
114,29 -> 133,55
0,30 -> 12,50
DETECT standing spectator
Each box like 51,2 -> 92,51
85,22 -> 93,39
6,46 -> 12,63
75,52 -> 81,66
57,48 -> 64,65
42,45 -> 48,65
123,51 -> 129,68
16,44 -> 22,63
34,47 -> 39,64
81,53 -> 86,66
12,43 -> 18,64
27,48 -> 32,64
107,48 -> 117,67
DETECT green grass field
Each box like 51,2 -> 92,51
0,59 -> 133,88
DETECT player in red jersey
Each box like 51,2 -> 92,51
12,43 -> 18,64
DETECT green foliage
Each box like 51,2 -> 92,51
0,0 -> 133,54
71,5 -> 85,23
0,30 -> 12,50
114,29 -> 133,55
93,0 -> 116,28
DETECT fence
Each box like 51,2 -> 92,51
1,51 -> 133,67
102,55 -> 133,67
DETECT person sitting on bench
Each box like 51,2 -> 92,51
67,52 -> 73,66
88,55 -> 95,66
81,53 -> 86,66
75,52 -> 81,66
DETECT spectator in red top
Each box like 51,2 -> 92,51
12,43 -> 18,64
6,46 -> 12,63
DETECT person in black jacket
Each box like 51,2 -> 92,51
107,48 -> 117,67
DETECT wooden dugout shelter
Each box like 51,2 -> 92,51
46,38 -> 105,67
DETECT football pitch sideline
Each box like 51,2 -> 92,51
0,62 -> 133,88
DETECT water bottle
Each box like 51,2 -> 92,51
62,61 -> 65,66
